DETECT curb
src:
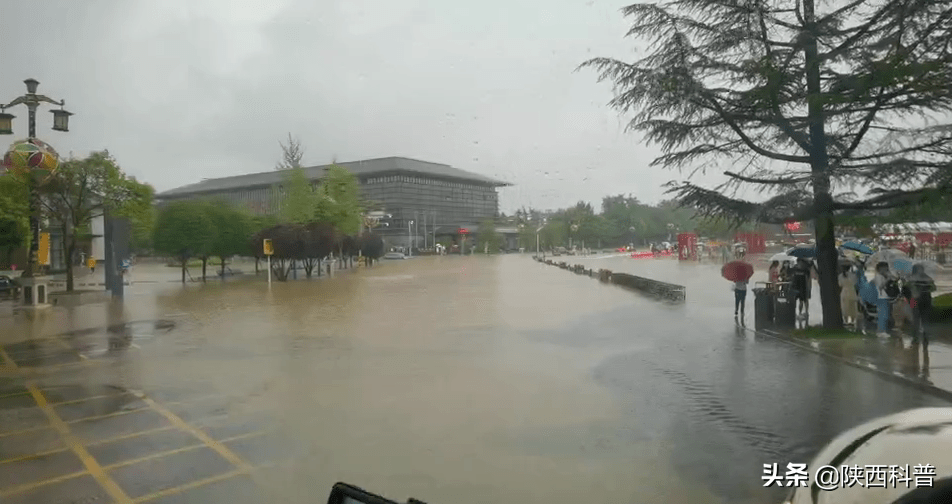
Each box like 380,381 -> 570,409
744,325 -> 952,403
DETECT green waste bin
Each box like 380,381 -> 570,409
753,284 -> 774,330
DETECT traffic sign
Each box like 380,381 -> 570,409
263,238 -> 274,255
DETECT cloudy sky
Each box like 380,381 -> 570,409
1,0 -> 726,213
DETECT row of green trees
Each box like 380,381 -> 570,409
0,151 -> 154,290
495,196 -> 765,252
151,136 -> 383,282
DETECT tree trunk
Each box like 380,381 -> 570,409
63,224 -> 75,292
304,258 -> 314,278
201,257 -> 208,282
181,257 -> 187,284
317,258 -> 322,277
255,257 -> 259,274
803,0 -> 842,329
220,257 -> 227,279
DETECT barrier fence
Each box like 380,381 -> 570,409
534,256 -> 686,303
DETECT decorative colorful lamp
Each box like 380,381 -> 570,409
1,137 -> 60,183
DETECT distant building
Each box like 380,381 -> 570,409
156,156 -> 512,247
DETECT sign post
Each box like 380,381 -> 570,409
263,239 -> 274,286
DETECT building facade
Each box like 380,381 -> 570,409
156,157 -> 511,247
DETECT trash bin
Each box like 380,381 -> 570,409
773,282 -> 797,329
753,285 -> 774,330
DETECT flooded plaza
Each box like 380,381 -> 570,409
2,254 -> 949,504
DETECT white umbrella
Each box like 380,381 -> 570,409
769,253 -> 797,263
869,248 -> 907,265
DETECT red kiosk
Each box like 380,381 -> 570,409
733,232 -> 767,254
677,233 -> 698,261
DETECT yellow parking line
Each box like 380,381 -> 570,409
86,425 -> 178,447
0,425 -> 52,439
0,470 -> 88,498
0,346 -> 15,368
140,397 -> 253,472
0,390 -> 30,400
102,443 -> 205,470
52,392 -> 131,406
219,429 -> 270,443
26,385 -> 133,504
65,406 -> 150,424
0,446 -> 70,466
133,468 -> 246,503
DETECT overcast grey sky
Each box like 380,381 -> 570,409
1,0 -> 726,213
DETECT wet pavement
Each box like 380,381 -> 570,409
1,255 -> 951,504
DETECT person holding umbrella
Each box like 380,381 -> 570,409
722,260 -> 754,319
792,257 -> 818,319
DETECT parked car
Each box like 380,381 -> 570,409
0,275 -> 19,300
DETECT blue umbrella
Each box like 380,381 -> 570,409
785,246 -> 816,258
891,257 -> 914,275
840,241 -> 873,255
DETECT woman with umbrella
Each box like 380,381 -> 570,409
722,260 -> 754,319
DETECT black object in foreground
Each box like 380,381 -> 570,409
327,482 -> 427,504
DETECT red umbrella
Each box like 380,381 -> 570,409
722,261 -> 754,282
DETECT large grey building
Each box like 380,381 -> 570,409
156,156 -> 511,246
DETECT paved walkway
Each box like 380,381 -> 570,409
561,253 -> 952,400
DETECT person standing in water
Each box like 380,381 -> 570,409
872,261 -> 897,338
792,258 -> 816,318
907,263 -> 936,342
733,278 -> 748,319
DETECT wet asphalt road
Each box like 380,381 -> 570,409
1,254 -> 949,504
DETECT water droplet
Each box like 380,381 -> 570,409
473,140 -> 479,145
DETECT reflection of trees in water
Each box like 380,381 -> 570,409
106,320 -> 176,352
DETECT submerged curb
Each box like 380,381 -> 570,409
745,325 -> 952,403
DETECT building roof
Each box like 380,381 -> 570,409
157,156 -> 509,198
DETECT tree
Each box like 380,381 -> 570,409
582,0 -> 952,329
358,233 -> 384,266
281,167 -> 318,225
476,219 -> 503,253
0,175 -> 29,267
275,133 -> 304,171
39,151 -> 154,291
303,221 -> 336,277
0,218 -> 26,268
205,202 -> 253,279
318,164 -> 363,234
153,200 -> 215,283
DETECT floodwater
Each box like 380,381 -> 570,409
1,255 -> 948,504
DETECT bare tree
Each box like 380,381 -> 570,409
275,133 -> 305,171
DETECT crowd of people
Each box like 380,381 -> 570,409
751,255 -> 937,340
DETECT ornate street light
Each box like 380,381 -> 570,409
1,78 -> 73,280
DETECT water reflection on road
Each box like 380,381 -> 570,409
2,255 -> 948,504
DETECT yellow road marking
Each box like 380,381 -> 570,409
0,470 -> 88,498
219,429 -> 270,443
102,443 -> 205,470
0,390 -> 30,400
139,397 -> 253,472
0,425 -> 52,439
133,468 -> 246,503
51,391 -> 131,406
65,406 -> 151,424
26,385 -> 132,504
86,425 -> 178,447
0,446 -> 70,466
0,346 -> 15,368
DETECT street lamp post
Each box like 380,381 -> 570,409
0,78 -> 73,282
408,220 -> 414,257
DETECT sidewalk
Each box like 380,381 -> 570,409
752,326 -> 952,402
